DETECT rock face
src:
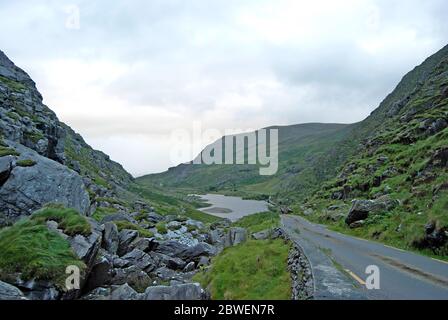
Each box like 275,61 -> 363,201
0,50 -> 66,163
345,196 -> 399,225
0,143 -> 90,224
0,281 -> 26,300
103,222 -> 119,255
68,218 -> 103,270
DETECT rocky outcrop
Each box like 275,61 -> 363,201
69,218 -> 103,270
0,143 -> 90,224
412,221 -> 448,254
0,281 -> 26,300
345,195 -> 399,226
103,222 -> 119,255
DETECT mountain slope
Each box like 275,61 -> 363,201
138,123 -> 354,199
0,49 -> 215,225
303,44 -> 448,257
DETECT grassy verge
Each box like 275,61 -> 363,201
233,211 -> 279,233
193,210 -> 291,300
193,239 -> 291,299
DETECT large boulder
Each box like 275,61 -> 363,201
153,240 -> 188,257
110,266 -> 152,293
121,249 -> 158,273
178,242 -> 217,262
101,212 -> 136,224
226,227 -> 247,246
129,237 -> 157,253
0,281 -> 26,300
412,221 -> 448,253
117,229 -> 139,256
102,222 -> 119,255
143,283 -> 204,300
152,252 -> 186,270
0,143 -> 90,223
84,255 -> 113,292
345,195 -> 399,225
68,218 -> 103,270
0,156 -> 13,185
110,283 -> 140,300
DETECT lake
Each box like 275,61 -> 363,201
196,194 -> 269,222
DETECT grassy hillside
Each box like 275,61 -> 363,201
301,44 -> 448,257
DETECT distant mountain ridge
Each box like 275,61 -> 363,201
138,122 -> 354,199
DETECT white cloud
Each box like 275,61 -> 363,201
0,0 -> 447,176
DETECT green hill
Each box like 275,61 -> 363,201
137,123 -> 357,199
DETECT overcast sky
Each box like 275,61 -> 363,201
0,0 -> 447,176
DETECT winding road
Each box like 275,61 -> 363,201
281,215 -> 448,300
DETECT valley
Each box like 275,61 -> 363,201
0,42 -> 447,301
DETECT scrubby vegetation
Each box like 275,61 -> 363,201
193,210 -> 290,299
92,207 -> 118,222
114,221 -> 154,238
193,239 -> 291,300
0,145 -> 19,157
156,222 -> 168,234
233,211 -> 279,233
16,159 -> 37,167
31,205 -> 91,236
0,206 -> 87,286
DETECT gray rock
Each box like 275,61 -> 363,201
167,221 -> 182,230
345,195 -> 399,225
85,256 -> 113,292
110,283 -> 140,300
101,212 -> 135,224
121,249 -> 157,272
183,261 -> 195,272
69,218 -> 103,270
226,227 -> 247,246
145,212 -> 164,223
152,267 -> 177,281
0,155 -> 13,185
117,229 -> 139,256
349,220 -> 366,229
152,253 -> 186,270
144,283 -> 203,300
129,237 -> 157,253
102,222 -> 119,255
153,240 -> 188,257
81,287 -> 111,300
112,256 -> 130,268
252,229 -> 270,240
197,256 -> 210,268
178,242 -> 217,262
0,143 -> 90,222
110,266 -> 152,293
0,281 -> 26,300
186,219 -> 205,230
14,278 -> 60,300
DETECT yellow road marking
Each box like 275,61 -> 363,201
384,245 -> 405,252
432,258 -> 448,265
345,269 -> 366,286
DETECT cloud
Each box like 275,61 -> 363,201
0,0 -> 447,175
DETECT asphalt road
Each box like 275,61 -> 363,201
281,215 -> 448,300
